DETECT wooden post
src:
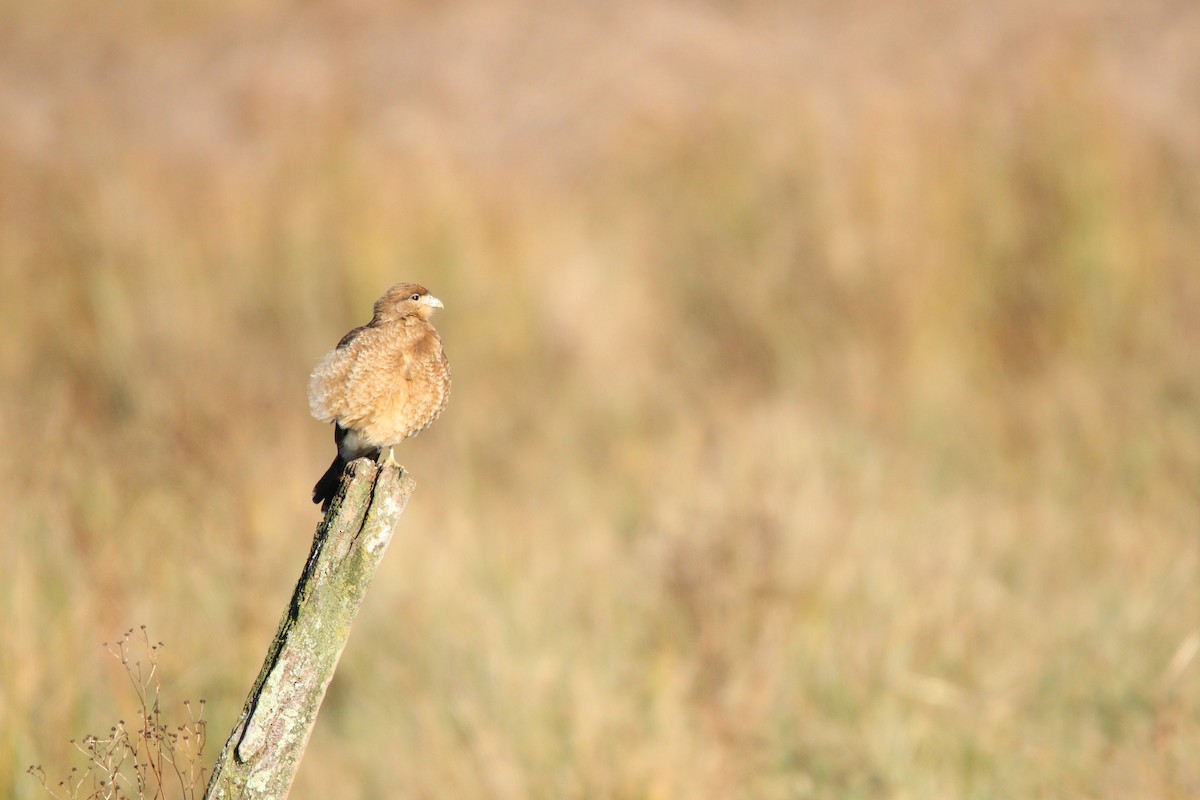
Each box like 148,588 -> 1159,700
204,460 -> 414,800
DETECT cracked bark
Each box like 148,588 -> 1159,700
204,460 -> 414,800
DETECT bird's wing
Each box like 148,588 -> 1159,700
337,333 -> 412,431
336,324 -> 369,350
308,324 -> 374,422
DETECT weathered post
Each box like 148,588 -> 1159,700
204,460 -> 414,799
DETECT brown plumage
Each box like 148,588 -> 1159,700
308,283 -> 451,510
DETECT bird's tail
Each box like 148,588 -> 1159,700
312,455 -> 347,512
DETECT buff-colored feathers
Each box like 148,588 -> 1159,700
309,283 -> 450,508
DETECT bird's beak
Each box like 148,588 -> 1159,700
423,295 -> 444,309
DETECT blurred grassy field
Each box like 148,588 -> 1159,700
3,0 -> 1199,797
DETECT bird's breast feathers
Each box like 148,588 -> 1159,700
307,321 -> 449,446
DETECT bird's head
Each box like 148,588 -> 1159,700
373,283 -> 445,323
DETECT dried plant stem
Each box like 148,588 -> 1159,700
204,460 -> 413,800
28,626 -> 208,800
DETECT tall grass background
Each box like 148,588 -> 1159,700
2,1 -> 1198,797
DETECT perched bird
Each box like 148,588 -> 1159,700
308,283 -> 451,510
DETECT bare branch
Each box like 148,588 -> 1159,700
204,460 -> 413,800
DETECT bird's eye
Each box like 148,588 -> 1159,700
410,293 -> 421,301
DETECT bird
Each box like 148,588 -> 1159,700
308,283 -> 451,511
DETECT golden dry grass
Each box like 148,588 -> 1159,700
3,0 -> 1199,797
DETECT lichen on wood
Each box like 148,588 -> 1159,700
204,460 -> 414,800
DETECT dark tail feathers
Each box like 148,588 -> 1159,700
312,455 -> 347,512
